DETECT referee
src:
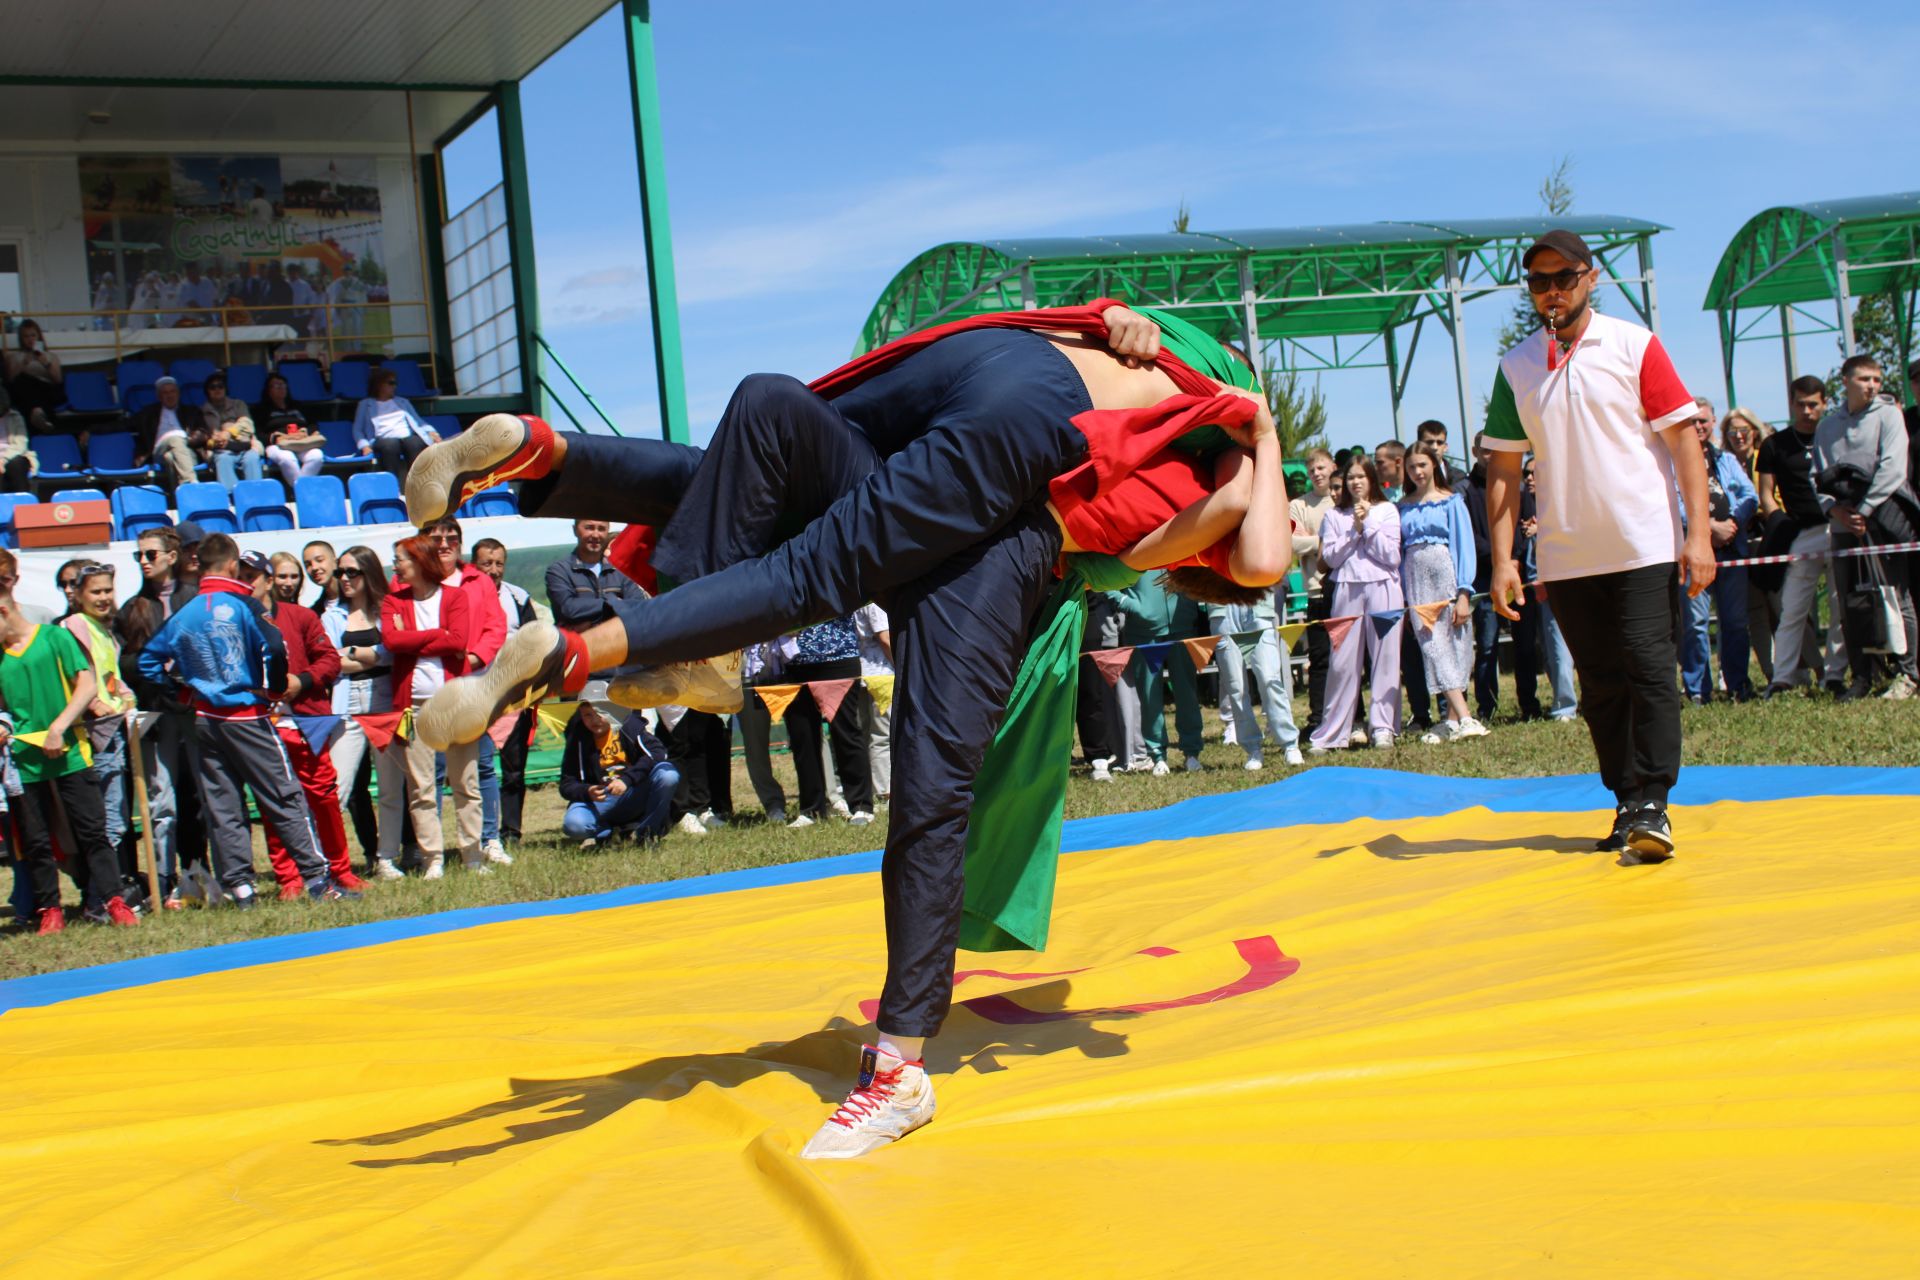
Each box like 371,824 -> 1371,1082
1483,230 -> 1715,862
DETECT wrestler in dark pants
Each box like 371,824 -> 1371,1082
519,329 -> 1092,1035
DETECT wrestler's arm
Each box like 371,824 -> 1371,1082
1119,451 -> 1253,572
1225,430 -> 1291,586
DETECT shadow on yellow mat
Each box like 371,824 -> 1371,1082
1,777 -> 1916,1278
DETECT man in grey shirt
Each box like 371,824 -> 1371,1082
1812,355 -> 1917,699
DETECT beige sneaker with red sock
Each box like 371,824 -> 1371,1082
799,1044 -> 935,1160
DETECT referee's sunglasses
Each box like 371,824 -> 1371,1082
1525,267 -> 1588,294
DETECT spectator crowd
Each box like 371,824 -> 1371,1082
3,340 -> 1916,938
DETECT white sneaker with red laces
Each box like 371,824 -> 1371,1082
799,1044 -> 935,1160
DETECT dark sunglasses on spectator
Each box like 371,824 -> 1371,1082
335,567 -> 364,580
58,576 -> 78,590
136,549 -> 167,562
1525,268 -> 1586,294
426,533 -> 460,544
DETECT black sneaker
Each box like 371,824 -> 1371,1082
1595,804 -> 1632,853
1622,803 -> 1675,864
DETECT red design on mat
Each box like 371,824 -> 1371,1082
856,937 -> 1298,1024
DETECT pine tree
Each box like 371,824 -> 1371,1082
1260,351 -> 1329,456
1496,157 -> 1577,355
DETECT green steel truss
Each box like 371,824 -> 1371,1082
1705,192 -> 1920,407
857,217 -> 1664,436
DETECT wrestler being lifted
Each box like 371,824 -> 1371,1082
406,301 -> 1291,1158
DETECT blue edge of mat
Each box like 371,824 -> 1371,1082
5,764 -> 1915,1016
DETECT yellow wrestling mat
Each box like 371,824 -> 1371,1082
1,767 -> 1916,1278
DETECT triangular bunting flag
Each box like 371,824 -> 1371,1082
1368,609 -> 1403,640
756,684 -> 803,725
1323,616 -> 1358,651
536,701 -> 576,740
808,678 -> 857,724
863,674 -> 895,715
1276,622 -> 1309,651
293,714 -> 344,754
656,704 -> 687,733
1230,628 -> 1264,660
1182,635 -> 1222,669
1137,641 -> 1172,674
1412,600 -> 1448,630
133,710 -> 162,740
1090,647 -> 1134,686
356,710 -> 404,750
395,708 -> 416,744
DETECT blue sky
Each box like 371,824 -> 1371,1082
443,0 -> 1920,451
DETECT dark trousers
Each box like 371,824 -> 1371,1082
1547,564 -> 1684,807
1401,610 -> 1431,727
521,330 -> 1091,1037
1506,599 -> 1546,718
348,750 -> 378,860
1303,590 -> 1331,733
666,710 -> 733,820
498,708 -> 532,841
14,769 -> 122,912
373,434 -> 426,481
1075,591 -> 1120,763
782,656 -> 873,817
195,714 -> 328,892
3,454 -> 30,493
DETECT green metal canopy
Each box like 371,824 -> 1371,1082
1704,191 -> 1920,407
857,216 -> 1666,436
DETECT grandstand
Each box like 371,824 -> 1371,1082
0,1 -> 686,602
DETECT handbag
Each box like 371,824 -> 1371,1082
1844,551 -> 1907,657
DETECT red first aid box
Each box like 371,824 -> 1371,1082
16,497 -> 112,548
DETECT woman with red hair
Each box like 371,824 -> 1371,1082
380,534 -> 485,879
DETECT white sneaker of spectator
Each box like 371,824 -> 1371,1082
1348,727 -> 1369,748
1420,721 -> 1457,745
1151,759 -> 1170,776
1371,730 -> 1396,749
788,813 -> 816,829
1283,746 -> 1305,766
1089,757 -> 1113,782
675,812 -> 709,837
848,810 -> 874,827
482,838 -> 513,865
421,855 -> 445,880
699,809 -> 727,829
1883,675 -> 1917,702
374,858 -> 405,881
1452,716 -> 1490,739
1243,754 -> 1264,772
830,796 -> 852,819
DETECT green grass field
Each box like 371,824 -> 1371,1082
2,690 -> 1912,980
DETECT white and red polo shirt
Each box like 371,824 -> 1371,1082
1483,310 -> 1695,583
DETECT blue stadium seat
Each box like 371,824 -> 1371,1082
234,478 -> 294,532
180,384 -> 208,407
170,358 -> 218,393
86,432 -> 156,483
30,436 -> 88,489
225,363 -> 269,405
59,370 -> 118,414
329,359 -> 373,402
174,481 -> 238,535
456,483 -> 516,519
0,493 -> 38,549
110,485 -> 172,541
316,419 -> 372,471
46,485 -> 108,508
383,358 -> 439,399
422,414 -> 463,440
294,475 -> 349,529
116,359 -> 168,415
277,361 -> 331,404
348,471 -> 406,525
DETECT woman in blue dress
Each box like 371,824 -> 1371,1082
1398,443 -> 1487,743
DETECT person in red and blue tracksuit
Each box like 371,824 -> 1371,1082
137,533 -> 357,908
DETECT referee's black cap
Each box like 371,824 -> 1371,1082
1522,229 -> 1594,269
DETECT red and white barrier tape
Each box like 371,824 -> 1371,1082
1716,538 -> 1920,569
